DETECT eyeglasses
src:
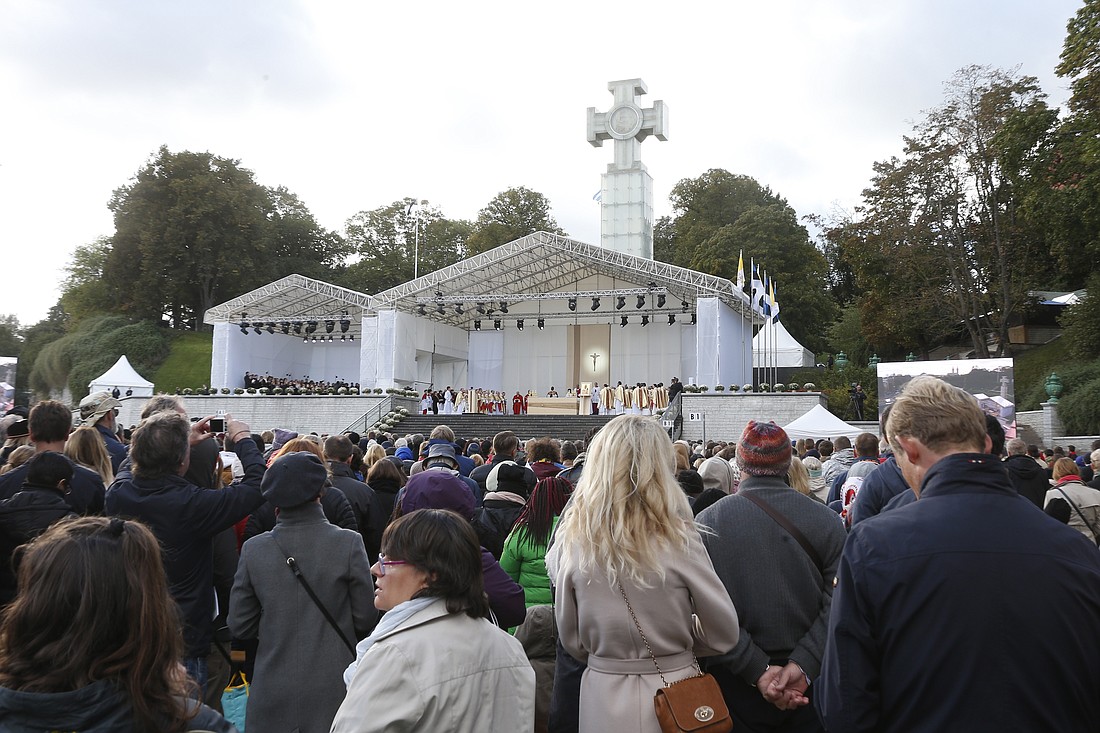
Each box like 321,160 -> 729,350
376,554 -> 409,576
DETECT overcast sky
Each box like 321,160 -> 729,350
0,0 -> 1082,327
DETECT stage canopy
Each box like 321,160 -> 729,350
88,355 -> 154,398
782,404 -> 864,440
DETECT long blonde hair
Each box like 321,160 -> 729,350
65,426 -> 115,485
363,443 -> 386,469
787,457 -> 812,496
554,415 -> 696,588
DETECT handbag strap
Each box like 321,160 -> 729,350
742,492 -> 826,583
272,538 -> 357,655
617,582 -> 700,688
1054,486 -> 1100,546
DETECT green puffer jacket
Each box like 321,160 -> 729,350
500,517 -> 559,607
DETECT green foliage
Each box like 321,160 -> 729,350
465,187 -> 566,255
152,332 -> 213,394
336,199 -> 470,294
1058,0 -> 1100,114
27,316 -> 169,401
1057,374 -> 1100,435
60,237 -> 117,325
789,364 -> 879,422
1059,274 -> 1100,360
0,315 -> 21,359
826,303 -> 873,366
659,169 -> 836,353
102,146 -> 346,329
1022,358 -> 1100,414
1014,337 -> 1074,410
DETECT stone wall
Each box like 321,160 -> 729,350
114,395 -> 419,436
677,393 -> 828,442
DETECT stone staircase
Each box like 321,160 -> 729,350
386,413 -> 620,442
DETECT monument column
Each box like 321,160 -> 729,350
588,78 -> 668,259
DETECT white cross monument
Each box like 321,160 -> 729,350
587,78 -> 668,259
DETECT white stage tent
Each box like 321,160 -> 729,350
782,404 -> 864,440
88,355 -> 154,398
752,319 -> 814,368
204,232 -> 764,394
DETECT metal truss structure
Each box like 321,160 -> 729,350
203,233 -> 761,334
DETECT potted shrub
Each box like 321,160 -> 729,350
373,388 -> 383,395
759,383 -> 771,392
729,384 -> 740,392
803,382 -> 817,391
220,388 -> 230,395
715,385 -> 725,392
774,384 -> 786,392
183,388 -> 193,395
233,388 -> 244,395
788,383 -> 800,392
338,387 -> 348,395
742,384 -> 753,392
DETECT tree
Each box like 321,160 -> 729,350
659,169 -> 836,353
834,67 -> 1057,358
465,187 -> 566,255
103,146 -> 344,330
337,199 -> 469,295
0,316 -> 21,360
60,237 -> 117,324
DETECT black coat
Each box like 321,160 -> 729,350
327,461 -> 375,551
243,483 -> 357,541
1003,454 -> 1049,508
0,459 -> 104,516
0,487 -> 76,605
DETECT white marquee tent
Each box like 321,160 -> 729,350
752,320 -> 814,368
88,355 -> 155,398
782,404 -> 865,440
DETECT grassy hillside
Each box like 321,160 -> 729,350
153,331 -> 213,393
1014,337 -> 1071,410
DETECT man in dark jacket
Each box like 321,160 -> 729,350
1003,437 -> 1050,508
816,376 -> 1100,732
106,411 -> 265,690
0,400 -> 104,515
324,434 -> 375,551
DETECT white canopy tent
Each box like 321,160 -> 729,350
88,355 -> 154,398
752,320 -> 814,368
782,404 -> 864,441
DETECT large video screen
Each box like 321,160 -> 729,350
0,356 -> 16,413
877,358 -> 1016,439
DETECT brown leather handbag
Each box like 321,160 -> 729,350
618,583 -> 733,733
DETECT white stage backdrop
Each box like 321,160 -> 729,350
469,331 -> 505,389
212,322 -> 360,388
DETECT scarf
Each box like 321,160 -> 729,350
342,595 -> 436,687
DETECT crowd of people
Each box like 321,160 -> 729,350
418,380 -> 675,416
243,372 -> 359,393
0,377 -> 1097,731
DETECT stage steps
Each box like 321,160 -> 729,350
386,413 -> 620,442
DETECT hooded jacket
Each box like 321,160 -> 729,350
821,448 -> 856,488
0,486 -> 76,605
0,679 -> 236,732
1003,453 -> 1050,508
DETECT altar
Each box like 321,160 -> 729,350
527,397 -> 580,415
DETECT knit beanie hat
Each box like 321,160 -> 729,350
736,421 -> 792,477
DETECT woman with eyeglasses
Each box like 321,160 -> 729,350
548,415 -> 740,733
0,515 -> 236,731
332,509 -> 535,732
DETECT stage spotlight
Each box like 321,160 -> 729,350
474,320 -> 481,331
657,294 -> 666,308
668,314 -> 676,325
328,335 -> 334,342
325,320 -> 335,334
340,334 -> 346,342
616,296 -> 626,310
499,301 -> 509,314
591,297 -> 601,311
349,334 -> 355,342
239,321 -> 249,335
454,304 -> 464,315
311,336 -> 318,343
340,318 -> 350,333
641,315 -> 650,327
537,318 -> 545,330
417,304 -> 426,316
280,322 -> 290,335
636,295 -> 645,309
265,323 -> 275,334
306,321 -> 318,334
568,298 -> 577,312
476,302 -> 486,315
253,324 -> 262,335
303,336 -> 308,343
517,319 -> 524,331
494,319 -> 502,331
690,312 -> 697,325
293,321 -> 303,334
682,300 -> 690,313
620,316 -> 628,327
436,303 -> 445,315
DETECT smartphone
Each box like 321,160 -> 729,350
209,411 -> 226,433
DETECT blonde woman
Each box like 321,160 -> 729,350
549,415 -> 740,733
362,443 -> 387,471
0,446 -> 34,476
64,426 -> 115,486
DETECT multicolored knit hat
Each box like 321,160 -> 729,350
736,420 -> 792,477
